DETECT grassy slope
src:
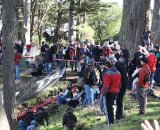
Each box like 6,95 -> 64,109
39,89 -> 160,130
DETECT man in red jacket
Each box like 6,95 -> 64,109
147,52 -> 157,88
102,56 -> 121,125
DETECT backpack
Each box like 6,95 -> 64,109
91,67 -> 99,85
143,66 -> 151,84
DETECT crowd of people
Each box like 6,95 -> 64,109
15,30 -> 160,129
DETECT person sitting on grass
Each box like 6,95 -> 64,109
27,120 -> 38,130
62,107 -> 77,130
18,120 -> 27,130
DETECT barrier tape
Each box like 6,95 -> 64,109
53,58 -> 107,64
22,56 -> 35,59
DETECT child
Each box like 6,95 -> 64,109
62,107 -> 77,130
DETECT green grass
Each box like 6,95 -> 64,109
39,91 -> 160,130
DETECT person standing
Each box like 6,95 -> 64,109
137,55 -> 151,115
14,48 -> 22,82
147,52 -> 157,88
115,60 -> 128,120
83,59 -> 98,107
44,46 -> 52,75
101,56 -> 121,124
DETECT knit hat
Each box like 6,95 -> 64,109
139,55 -> 148,63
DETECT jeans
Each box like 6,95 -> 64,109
57,95 -> 66,105
100,94 -> 105,115
25,61 -> 30,67
45,63 -> 51,75
136,87 -> 148,114
15,65 -> 20,80
83,84 -> 95,107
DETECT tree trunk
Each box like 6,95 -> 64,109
38,26 -> 42,45
2,0 -> 17,129
53,4 -> 63,44
23,0 -> 31,45
76,17 -> 80,41
68,0 -> 75,44
151,0 -> 160,44
30,0 -> 37,40
119,0 -> 151,58
118,0 -> 133,47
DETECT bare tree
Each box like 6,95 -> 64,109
2,0 -> 17,129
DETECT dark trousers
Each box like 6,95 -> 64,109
116,87 -> 126,120
136,87 -> 148,114
106,93 -> 117,124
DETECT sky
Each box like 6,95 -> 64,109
101,0 -> 154,9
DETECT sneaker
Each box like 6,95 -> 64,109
137,112 -> 146,115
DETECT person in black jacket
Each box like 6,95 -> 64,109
115,60 -> 128,120
62,107 -> 77,130
44,46 -> 52,75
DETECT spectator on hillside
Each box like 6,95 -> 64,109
27,120 -> 38,130
14,48 -> 22,82
154,46 -> 160,86
137,55 -> 151,115
115,59 -> 128,120
147,51 -> 157,88
142,31 -> 151,47
44,46 -> 52,75
31,59 -> 43,76
18,120 -> 27,130
62,107 -> 77,130
25,49 -> 31,68
50,44 -> 57,69
101,56 -> 121,125
82,59 -> 98,107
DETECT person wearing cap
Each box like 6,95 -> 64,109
137,55 -> 151,115
101,56 -> 121,124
